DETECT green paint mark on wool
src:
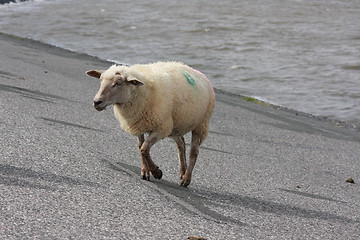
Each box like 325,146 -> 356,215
182,72 -> 196,86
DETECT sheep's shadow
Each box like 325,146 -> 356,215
107,160 -> 245,226
104,160 -> 358,227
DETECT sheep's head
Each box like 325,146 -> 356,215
86,66 -> 144,111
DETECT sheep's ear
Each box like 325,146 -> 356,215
86,70 -> 104,79
127,77 -> 144,86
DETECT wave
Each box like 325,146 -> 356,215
0,0 -> 38,4
342,65 -> 360,71
0,0 -> 44,8
0,0 -> 28,4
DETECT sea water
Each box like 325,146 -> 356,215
1,0 -> 359,124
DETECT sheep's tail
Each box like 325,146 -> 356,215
193,71 -> 216,144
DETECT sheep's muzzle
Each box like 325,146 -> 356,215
93,100 -> 107,111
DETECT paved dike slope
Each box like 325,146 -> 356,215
1,33 -> 360,239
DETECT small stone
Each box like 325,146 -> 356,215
296,185 -> 301,188
346,178 -> 355,184
188,236 -> 207,240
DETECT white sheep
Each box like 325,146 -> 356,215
86,62 -> 215,187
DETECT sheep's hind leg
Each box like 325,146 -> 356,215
180,129 -> 204,187
139,133 -> 163,180
171,136 -> 187,180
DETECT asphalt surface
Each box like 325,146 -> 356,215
1,33 -> 360,239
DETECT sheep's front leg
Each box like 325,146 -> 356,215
138,133 -> 163,181
137,134 -> 149,180
171,136 -> 187,179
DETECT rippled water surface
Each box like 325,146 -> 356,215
1,0 -> 359,124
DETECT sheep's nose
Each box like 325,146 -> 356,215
93,100 -> 103,107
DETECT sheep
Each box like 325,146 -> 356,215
86,62 -> 215,187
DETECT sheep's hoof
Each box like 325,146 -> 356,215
180,178 -> 190,187
152,169 -> 163,180
180,181 -> 189,187
141,175 -> 150,181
